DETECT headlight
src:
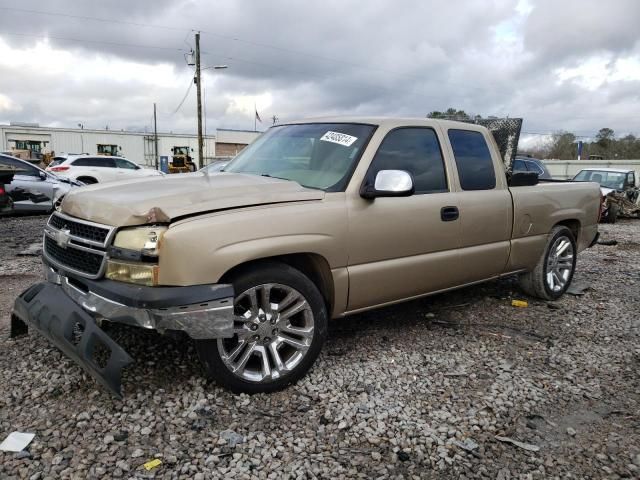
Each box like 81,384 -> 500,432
106,260 -> 159,286
113,226 -> 167,256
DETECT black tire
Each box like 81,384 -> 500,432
606,204 -> 618,224
196,261 -> 328,394
518,226 -> 577,301
77,176 -> 98,185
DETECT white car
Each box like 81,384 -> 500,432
46,155 -> 163,184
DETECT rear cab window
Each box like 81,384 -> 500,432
447,129 -> 496,190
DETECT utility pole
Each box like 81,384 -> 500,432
153,103 -> 159,170
195,32 -> 203,169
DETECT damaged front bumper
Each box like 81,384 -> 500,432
11,265 -> 235,397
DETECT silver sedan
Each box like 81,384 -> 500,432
0,154 -> 83,214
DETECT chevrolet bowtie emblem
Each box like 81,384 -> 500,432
55,228 -> 71,249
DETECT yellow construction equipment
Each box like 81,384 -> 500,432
169,146 -> 196,173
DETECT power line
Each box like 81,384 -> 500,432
172,81 -> 194,114
2,31 -> 186,52
0,6 -> 186,32
0,5 -> 485,92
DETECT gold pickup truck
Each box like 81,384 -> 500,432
12,117 -> 601,396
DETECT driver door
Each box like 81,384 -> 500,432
346,127 -> 462,312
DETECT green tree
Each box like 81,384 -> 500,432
595,128 -> 615,149
548,131 -> 577,159
427,108 -> 471,120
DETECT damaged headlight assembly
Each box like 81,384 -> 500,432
106,226 -> 167,286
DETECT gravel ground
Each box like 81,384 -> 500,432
1,215 -> 639,479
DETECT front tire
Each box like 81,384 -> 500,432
518,226 -> 577,301
196,262 -> 328,394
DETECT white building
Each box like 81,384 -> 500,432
0,122 -> 261,167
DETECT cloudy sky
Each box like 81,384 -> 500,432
0,0 -> 639,146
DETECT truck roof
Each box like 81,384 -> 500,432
282,116 -> 487,129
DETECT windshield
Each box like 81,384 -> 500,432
205,161 -> 229,173
573,170 -> 626,190
224,123 -> 375,191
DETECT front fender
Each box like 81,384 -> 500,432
157,198 -> 348,286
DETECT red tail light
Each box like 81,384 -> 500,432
0,186 -> 5,195
50,166 -> 70,172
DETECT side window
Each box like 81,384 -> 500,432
115,159 -> 137,169
512,159 -> 526,172
91,157 -> 116,168
448,129 -> 496,190
71,158 -> 92,167
628,173 -> 635,187
368,128 -> 448,194
0,156 -> 39,177
526,161 -> 544,175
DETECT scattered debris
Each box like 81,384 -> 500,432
566,282 -> 590,296
546,302 -> 561,310
16,243 -> 41,257
495,435 -> 540,452
597,239 -> 618,246
453,438 -> 479,452
142,458 -> 162,471
397,451 -> 410,462
566,427 -> 577,437
511,299 -> 528,308
444,371 -> 469,377
219,430 -> 245,448
0,432 -> 35,452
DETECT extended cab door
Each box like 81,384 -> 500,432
443,128 -> 512,283
346,127 -> 462,312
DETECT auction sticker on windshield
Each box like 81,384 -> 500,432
320,131 -> 358,147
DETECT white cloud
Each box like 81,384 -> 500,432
555,54 -> 640,90
0,0 -> 638,139
0,93 -> 21,113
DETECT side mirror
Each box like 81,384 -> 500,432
360,170 -> 414,199
509,171 -> 539,187
39,171 -> 47,180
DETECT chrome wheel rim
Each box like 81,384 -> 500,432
545,236 -> 574,293
217,283 -> 315,383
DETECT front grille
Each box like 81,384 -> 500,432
44,236 -> 103,276
49,214 -> 110,243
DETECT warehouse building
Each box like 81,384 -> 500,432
0,122 -> 261,167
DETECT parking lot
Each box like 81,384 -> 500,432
1,215 -> 639,479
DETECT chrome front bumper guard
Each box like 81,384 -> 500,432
44,266 -> 235,340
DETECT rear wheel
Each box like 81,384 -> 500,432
518,226 -> 576,301
196,262 -> 328,393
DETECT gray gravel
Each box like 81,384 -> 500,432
1,215 -> 639,479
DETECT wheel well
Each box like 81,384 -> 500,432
556,219 -> 580,242
220,253 -> 334,313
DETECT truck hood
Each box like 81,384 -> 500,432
61,172 -> 325,226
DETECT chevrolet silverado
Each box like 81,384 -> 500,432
12,117 -> 601,396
